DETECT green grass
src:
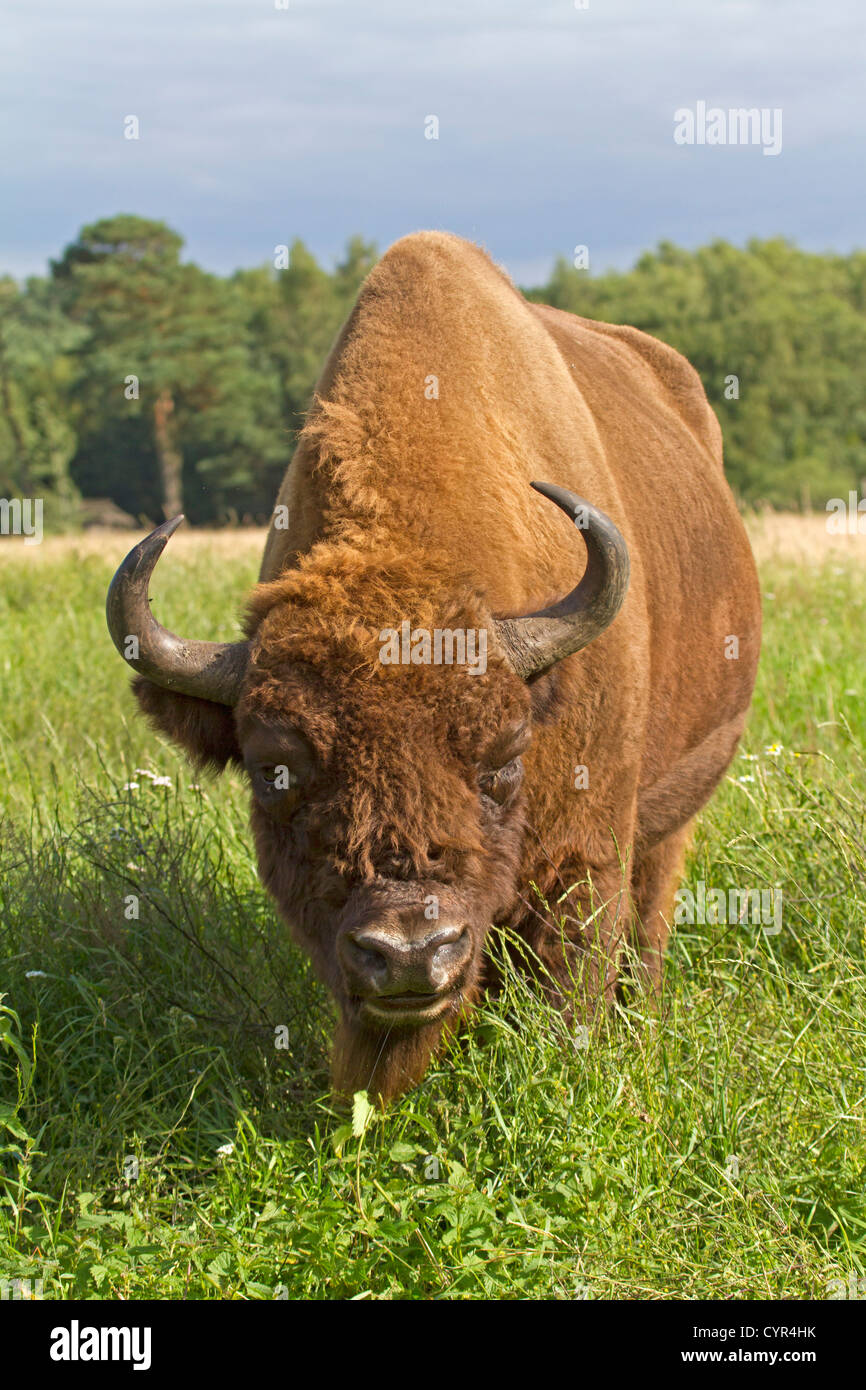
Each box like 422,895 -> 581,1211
1,531 -> 864,1299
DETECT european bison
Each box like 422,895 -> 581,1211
107,232 -> 761,1099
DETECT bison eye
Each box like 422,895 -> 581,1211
250,763 -> 303,807
478,758 -> 523,807
261,766 -> 293,787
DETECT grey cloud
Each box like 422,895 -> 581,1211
1,0 -> 862,282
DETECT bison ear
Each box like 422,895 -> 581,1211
132,676 -> 242,771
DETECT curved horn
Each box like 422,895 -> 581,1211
495,481 -> 630,680
106,516 -> 250,705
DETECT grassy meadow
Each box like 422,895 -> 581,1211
0,516 -> 864,1299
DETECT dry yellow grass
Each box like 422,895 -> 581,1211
0,526 -> 269,567
745,509 -> 866,566
2,511 -> 865,570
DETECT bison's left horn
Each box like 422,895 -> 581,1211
495,481 -> 630,680
106,516 -> 250,706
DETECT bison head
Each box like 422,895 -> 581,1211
107,484 -> 628,1100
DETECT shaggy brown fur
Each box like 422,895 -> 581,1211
133,231 -> 761,1100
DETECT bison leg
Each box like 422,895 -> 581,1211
516,858 -> 633,1017
630,827 -> 691,992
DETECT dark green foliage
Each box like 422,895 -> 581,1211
0,276 -> 84,528
1,221 -> 864,528
50,216 -> 287,525
530,238 -> 866,507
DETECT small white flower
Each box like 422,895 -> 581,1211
740,753 -> 759,761
764,743 -> 784,757
737,775 -> 756,784
126,862 -> 142,872
25,970 -> 47,978
122,781 -> 139,791
151,776 -> 172,788
134,768 -> 158,780
216,1142 -> 234,1158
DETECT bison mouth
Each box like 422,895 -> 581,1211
357,991 -> 455,1026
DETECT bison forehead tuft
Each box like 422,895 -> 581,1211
238,538 -> 530,742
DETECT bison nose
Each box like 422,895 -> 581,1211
342,923 -> 470,998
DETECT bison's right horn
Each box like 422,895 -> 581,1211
106,516 -> 250,706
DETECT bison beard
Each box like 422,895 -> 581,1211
107,231 -> 761,1103
331,1013 -> 466,1099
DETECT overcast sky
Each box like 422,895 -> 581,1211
2,0 -> 863,285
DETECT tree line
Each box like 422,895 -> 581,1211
1,214 -> 864,530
